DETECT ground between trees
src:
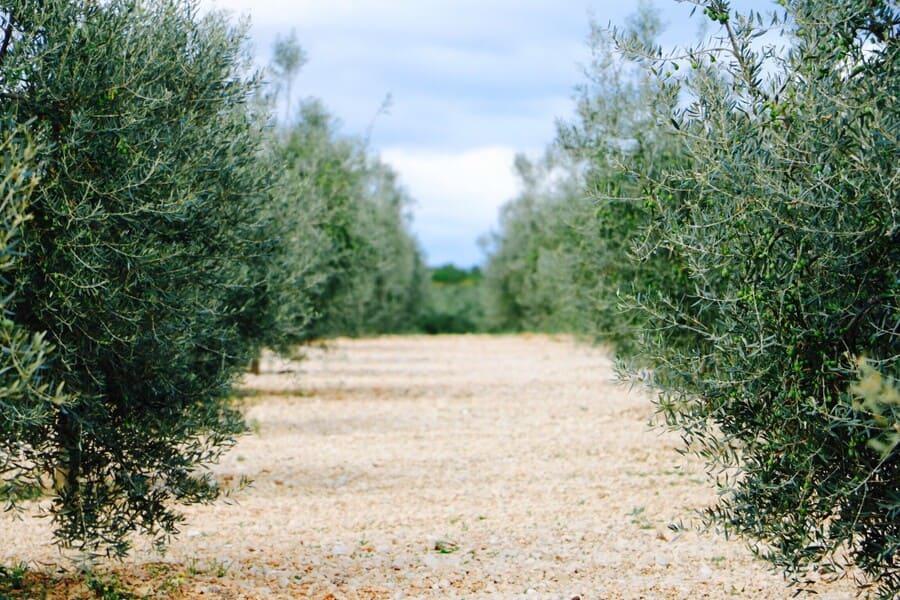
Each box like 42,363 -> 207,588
0,335 -> 860,599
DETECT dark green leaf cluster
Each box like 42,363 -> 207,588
419,264 -> 484,334
0,130 -> 69,512
0,0 -> 280,556
430,263 -> 480,286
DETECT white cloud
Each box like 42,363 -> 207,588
197,0 -> 771,265
381,146 -> 522,266
201,1 -> 589,42
207,1 -> 589,142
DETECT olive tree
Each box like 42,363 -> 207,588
1,0 -> 279,556
558,2 -> 691,355
619,0 -> 898,594
271,29 -> 306,123
354,159 -> 428,335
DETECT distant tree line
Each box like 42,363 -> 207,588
419,263 -> 485,334
483,1 -> 897,596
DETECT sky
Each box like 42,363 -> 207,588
199,0 -> 766,267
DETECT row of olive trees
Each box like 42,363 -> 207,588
481,150 -> 593,334
0,0 -> 426,558
484,0 -> 897,596
483,2 -> 690,356
263,100 -> 427,347
255,33 -> 426,353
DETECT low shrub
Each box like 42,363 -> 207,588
420,264 -> 484,334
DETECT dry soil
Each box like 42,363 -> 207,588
0,335 -> 860,599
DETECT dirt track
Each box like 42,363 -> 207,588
1,335 -> 858,599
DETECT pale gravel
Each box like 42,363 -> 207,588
0,334 -> 858,599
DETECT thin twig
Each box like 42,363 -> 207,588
723,17 -> 764,98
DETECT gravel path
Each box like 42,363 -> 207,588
1,335 -> 857,599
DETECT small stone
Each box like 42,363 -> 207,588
198,585 -> 223,594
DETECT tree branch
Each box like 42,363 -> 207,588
722,18 -> 764,99
0,15 -> 14,69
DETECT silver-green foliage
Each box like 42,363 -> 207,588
482,150 -> 591,333
560,4 -> 690,354
1,0 -> 279,556
357,158 -> 429,334
621,0 -> 898,594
